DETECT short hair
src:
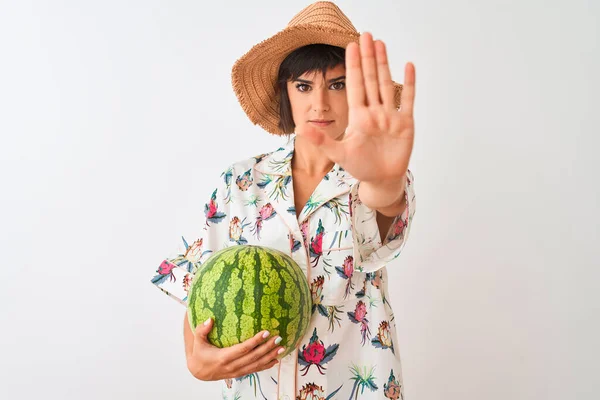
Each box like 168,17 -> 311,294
276,44 -> 346,134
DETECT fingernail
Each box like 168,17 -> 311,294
203,318 -> 211,326
262,331 -> 270,339
274,336 -> 282,345
277,348 -> 285,355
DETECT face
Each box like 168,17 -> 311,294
286,64 -> 349,140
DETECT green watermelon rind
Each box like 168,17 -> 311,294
186,245 -> 312,358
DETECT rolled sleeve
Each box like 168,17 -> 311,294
149,167 -> 232,306
350,169 -> 416,273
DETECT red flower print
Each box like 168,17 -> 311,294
343,256 -> 354,277
348,300 -> 371,345
304,340 -> 325,364
335,256 -> 355,299
251,203 -> 276,240
311,234 -> 323,256
298,328 -> 339,376
204,189 -> 226,225
259,203 -> 275,219
355,301 -> 367,322
207,199 -> 217,217
157,260 -> 176,282
310,220 -> 325,268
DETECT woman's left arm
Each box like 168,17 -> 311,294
349,169 -> 416,273
302,32 -> 418,272
359,173 -> 409,241
302,32 -> 417,220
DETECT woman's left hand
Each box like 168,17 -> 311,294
304,32 -> 416,209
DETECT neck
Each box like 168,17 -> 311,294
291,134 -> 335,176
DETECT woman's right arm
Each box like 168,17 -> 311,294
183,312 -> 285,381
150,168 -> 233,306
149,164 -> 285,380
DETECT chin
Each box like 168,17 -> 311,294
295,125 -> 345,140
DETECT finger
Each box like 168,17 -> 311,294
193,317 -> 216,348
237,357 -> 280,378
236,344 -> 284,377
374,40 -> 395,110
302,125 -> 346,165
359,32 -> 381,107
229,335 -> 285,372
345,41 -> 366,109
221,329 -> 271,363
399,62 -> 416,117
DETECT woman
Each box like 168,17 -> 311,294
151,2 -> 417,399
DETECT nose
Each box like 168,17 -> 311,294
311,86 -> 330,113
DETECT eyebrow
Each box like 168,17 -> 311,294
293,75 -> 346,84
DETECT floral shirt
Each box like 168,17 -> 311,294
151,136 -> 416,400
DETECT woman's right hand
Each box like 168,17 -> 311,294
184,316 -> 286,381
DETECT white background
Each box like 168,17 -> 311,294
0,0 -> 598,399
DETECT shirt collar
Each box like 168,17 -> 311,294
254,135 -> 353,179
253,135 -> 357,224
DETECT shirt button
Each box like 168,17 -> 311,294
283,396 -> 290,400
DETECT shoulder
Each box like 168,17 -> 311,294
222,145 -> 285,176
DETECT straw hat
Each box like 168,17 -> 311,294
231,1 -> 403,135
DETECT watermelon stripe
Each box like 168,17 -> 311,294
267,252 -> 286,338
266,250 -> 296,348
280,267 -> 296,346
235,249 -> 242,343
222,255 -> 242,347
212,257 -> 231,347
288,252 -> 311,347
259,250 -> 282,336
252,247 -> 264,337
272,250 -> 298,346
277,252 -> 307,346
239,247 -> 257,342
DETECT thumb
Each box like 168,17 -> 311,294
302,125 -> 346,165
194,317 -> 215,346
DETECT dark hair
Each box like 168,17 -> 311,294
277,44 -> 346,134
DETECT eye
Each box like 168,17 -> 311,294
330,81 -> 345,90
295,83 -> 311,92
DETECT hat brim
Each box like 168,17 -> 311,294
232,25 -> 403,135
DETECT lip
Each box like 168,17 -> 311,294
309,120 -> 334,127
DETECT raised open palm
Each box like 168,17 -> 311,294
304,32 -> 415,186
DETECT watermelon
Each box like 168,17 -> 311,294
187,245 -> 312,357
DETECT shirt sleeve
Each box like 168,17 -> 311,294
149,166 -> 233,306
350,169 -> 416,273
